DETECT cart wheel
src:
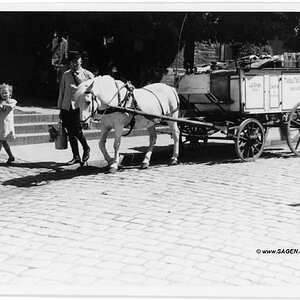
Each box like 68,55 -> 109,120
235,118 -> 265,162
287,102 -> 300,156
179,123 -> 208,153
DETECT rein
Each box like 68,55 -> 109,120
94,81 -> 137,136
81,81 -> 129,123
80,93 -> 97,123
141,87 -> 165,116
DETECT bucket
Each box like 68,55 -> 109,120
55,121 -> 68,150
55,134 -> 68,149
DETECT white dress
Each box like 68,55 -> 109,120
0,98 -> 17,141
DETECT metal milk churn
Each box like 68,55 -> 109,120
55,121 -> 68,149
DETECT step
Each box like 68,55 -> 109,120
11,130 -> 101,146
14,120 -> 103,135
10,127 -> 172,146
11,131 -> 95,146
15,122 -> 57,134
12,107 -> 171,145
14,113 -> 59,124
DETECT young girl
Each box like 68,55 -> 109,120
0,83 -> 17,164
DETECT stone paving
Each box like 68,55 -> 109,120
0,137 -> 300,296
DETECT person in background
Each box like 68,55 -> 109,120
0,83 -> 17,164
107,60 -> 119,79
48,31 -> 60,67
90,66 -> 100,77
57,51 -> 94,165
55,33 -> 69,84
59,33 -> 69,66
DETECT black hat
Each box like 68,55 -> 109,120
68,51 -> 82,62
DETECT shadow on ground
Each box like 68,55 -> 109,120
1,143 -> 298,188
0,161 -> 66,170
127,142 -> 297,168
2,163 -> 110,187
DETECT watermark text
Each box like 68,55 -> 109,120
256,248 -> 300,254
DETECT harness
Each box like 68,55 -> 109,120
96,81 -> 136,114
141,87 -> 165,116
119,81 -> 137,136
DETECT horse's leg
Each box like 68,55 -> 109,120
98,125 -> 114,166
108,125 -> 123,173
167,121 -> 180,165
141,124 -> 157,169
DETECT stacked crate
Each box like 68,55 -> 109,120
282,52 -> 300,68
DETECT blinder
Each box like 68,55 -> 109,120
79,90 -> 98,124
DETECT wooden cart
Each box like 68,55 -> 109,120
176,68 -> 300,161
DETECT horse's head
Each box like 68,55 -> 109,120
74,75 -> 126,128
74,78 -> 100,129
92,75 -> 126,107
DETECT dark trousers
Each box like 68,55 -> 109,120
60,108 -> 89,158
0,140 -> 14,158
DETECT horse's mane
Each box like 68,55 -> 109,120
93,75 -> 116,87
92,75 -> 122,105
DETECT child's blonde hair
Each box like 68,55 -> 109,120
0,83 -> 13,98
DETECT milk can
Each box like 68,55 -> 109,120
55,121 -> 68,149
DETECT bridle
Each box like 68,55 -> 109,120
80,92 -> 98,123
80,80 -> 131,123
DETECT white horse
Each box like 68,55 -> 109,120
74,75 -> 180,173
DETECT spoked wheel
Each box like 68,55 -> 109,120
179,122 -> 208,152
287,102 -> 300,156
235,118 -> 265,162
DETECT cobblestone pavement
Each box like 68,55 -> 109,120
0,140 -> 300,295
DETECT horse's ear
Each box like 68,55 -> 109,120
85,81 -> 94,94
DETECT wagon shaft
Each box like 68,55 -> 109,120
108,105 -> 220,130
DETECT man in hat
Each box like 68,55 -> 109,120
57,51 -> 94,165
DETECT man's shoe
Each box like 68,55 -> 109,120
66,156 -> 81,165
82,147 -> 90,163
6,157 -> 15,164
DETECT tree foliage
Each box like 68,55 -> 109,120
182,12 -> 300,46
237,43 -> 273,57
1,12 -> 300,96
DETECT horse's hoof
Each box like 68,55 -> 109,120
140,162 -> 149,169
108,167 -> 118,174
169,158 -> 178,166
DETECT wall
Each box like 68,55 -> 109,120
193,41 -> 220,65
168,41 -> 224,70
160,41 -> 225,87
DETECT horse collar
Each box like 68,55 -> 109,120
114,80 -> 138,110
